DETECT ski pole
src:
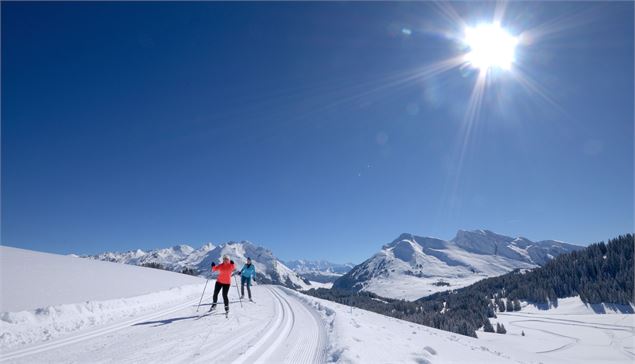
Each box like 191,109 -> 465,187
234,274 -> 243,308
196,279 -> 209,312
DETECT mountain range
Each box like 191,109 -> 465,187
283,260 -> 356,283
332,229 -> 582,300
84,229 -> 582,300
85,241 -> 311,290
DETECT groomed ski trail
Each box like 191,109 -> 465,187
1,285 -> 328,364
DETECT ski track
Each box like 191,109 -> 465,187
505,316 -> 635,360
0,297 -> 202,362
226,286 -> 327,364
500,312 -> 635,331
506,319 -> 580,354
0,285 -> 327,364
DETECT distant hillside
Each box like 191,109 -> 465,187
308,234 -> 633,338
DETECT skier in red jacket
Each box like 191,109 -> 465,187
209,255 -> 235,314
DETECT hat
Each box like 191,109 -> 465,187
222,254 -> 230,260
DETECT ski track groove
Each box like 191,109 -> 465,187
188,312 -> 264,363
229,286 -> 326,364
283,287 -> 329,363
283,288 -> 322,363
253,287 -> 295,364
285,290 -> 315,363
229,286 -> 285,364
0,297 -> 201,362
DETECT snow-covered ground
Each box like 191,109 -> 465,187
2,246 -> 633,363
478,297 -> 635,364
305,281 -> 334,290
2,282 -> 535,364
0,246 -> 204,312
363,274 -> 490,301
288,289 -> 549,364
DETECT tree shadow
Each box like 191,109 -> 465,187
588,302 -> 634,314
529,301 -> 558,311
526,300 -> 634,314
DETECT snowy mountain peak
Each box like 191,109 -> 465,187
451,229 -> 513,254
333,230 -> 582,300
384,234 -> 448,251
171,245 -> 194,254
283,259 -> 355,283
84,240 -> 310,290
161,244 -> 194,255
389,239 -> 419,263
197,243 -> 216,252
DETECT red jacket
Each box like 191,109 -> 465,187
212,261 -> 235,284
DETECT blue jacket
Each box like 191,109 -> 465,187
240,264 -> 256,279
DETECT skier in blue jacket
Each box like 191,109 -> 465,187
238,257 -> 256,301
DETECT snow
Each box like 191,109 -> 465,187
477,297 -> 635,363
2,246 -> 632,363
520,296 -> 635,315
1,248 -> 329,364
284,260 -> 355,275
342,238 -> 538,300
1,284 -> 206,351
0,246 -> 204,312
289,290 -> 545,364
335,230 -> 581,300
306,281 -> 334,289
363,274 -> 489,301
87,240 -> 311,290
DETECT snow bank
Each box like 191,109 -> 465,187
0,283 -> 205,350
0,245 -> 207,350
0,245 -> 204,312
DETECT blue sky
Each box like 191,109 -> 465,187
2,2 -> 633,263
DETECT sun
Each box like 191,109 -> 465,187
463,23 -> 518,72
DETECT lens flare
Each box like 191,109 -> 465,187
464,23 -> 518,71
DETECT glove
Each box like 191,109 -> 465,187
237,271 -> 241,276
211,262 -> 216,267
230,260 -> 235,264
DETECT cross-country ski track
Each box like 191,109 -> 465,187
1,285 -> 328,364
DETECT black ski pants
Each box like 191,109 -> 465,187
212,281 -> 230,311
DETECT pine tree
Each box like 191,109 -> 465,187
483,319 -> 495,333
496,298 -> 506,312
506,299 -> 514,312
496,323 -> 507,334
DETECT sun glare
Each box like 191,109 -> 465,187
464,23 -> 518,72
